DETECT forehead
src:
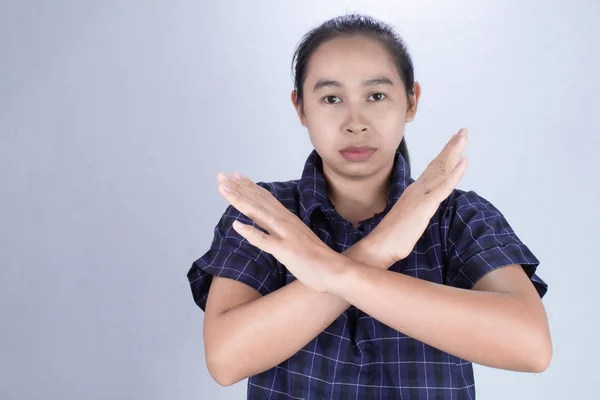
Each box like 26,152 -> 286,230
305,35 -> 401,86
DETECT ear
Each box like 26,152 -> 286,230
405,82 -> 421,123
291,90 -> 307,127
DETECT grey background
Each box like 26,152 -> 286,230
1,0 -> 598,399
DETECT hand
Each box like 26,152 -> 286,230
366,128 -> 469,267
216,171 -> 341,293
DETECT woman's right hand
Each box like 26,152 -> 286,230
366,128 -> 469,268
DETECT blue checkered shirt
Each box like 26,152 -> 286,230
187,149 -> 548,399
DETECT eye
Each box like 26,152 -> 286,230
368,93 -> 387,101
322,95 -> 341,104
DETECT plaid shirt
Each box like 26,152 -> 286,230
188,149 -> 548,399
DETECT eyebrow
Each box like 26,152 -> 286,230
312,76 -> 395,92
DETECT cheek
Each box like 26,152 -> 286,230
303,101 -> 329,122
375,106 -> 407,128
304,106 -> 337,138
306,123 -> 335,148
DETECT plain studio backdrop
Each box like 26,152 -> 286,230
1,0 -> 598,399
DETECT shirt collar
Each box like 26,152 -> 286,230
297,149 -> 412,226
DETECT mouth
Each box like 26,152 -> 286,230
339,146 -> 377,161
340,145 -> 376,152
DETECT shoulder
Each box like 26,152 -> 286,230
441,187 -> 491,208
437,187 -> 547,297
436,187 -> 515,246
439,188 -> 500,219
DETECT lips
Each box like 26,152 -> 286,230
339,146 -> 377,161
340,146 -> 376,152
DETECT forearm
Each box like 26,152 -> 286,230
329,262 -> 551,373
209,238 -> 383,386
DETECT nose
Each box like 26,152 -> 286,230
346,125 -> 368,134
344,107 -> 368,134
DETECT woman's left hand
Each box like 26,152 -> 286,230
216,171 -> 342,293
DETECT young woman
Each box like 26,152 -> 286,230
187,13 -> 551,399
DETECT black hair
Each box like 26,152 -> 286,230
291,13 -> 416,176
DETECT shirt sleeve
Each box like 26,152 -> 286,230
441,189 -> 548,298
186,203 -> 282,311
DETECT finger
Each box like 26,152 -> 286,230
441,128 -> 468,164
427,155 -> 468,201
415,130 -> 460,186
217,171 -> 250,187
218,181 -> 275,231
231,170 -> 245,181
232,173 -> 276,202
231,173 -> 271,198
219,171 -> 280,209
232,220 -> 273,253
434,128 -> 467,171
417,128 -> 468,189
218,171 -> 258,191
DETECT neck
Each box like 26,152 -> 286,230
323,160 -> 394,228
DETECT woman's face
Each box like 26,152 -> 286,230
292,34 -> 418,179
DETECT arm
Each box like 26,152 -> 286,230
204,237 -> 386,386
206,131 -> 483,384
327,260 -> 552,373
207,129 -> 551,384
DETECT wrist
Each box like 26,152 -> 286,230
323,251 -> 350,293
324,253 -> 360,296
342,236 -> 380,269
361,231 -> 396,269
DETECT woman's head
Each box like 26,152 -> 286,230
291,13 -> 420,178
